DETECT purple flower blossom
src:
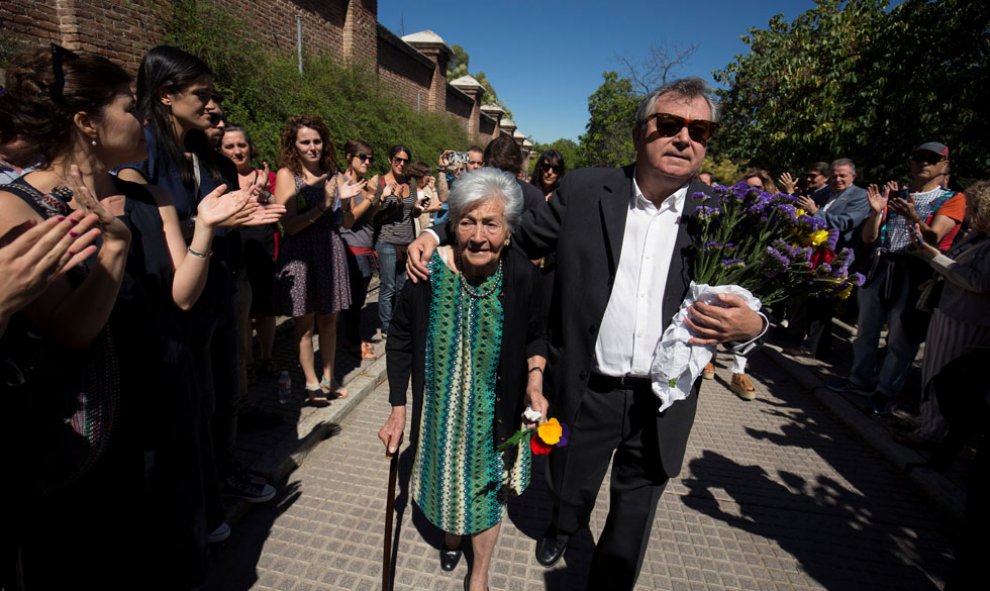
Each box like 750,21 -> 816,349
691,191 -> 711,201
766,246 -> 790,273
851,272 -> 866,286
721,258 -> 745,268
556,423 -> 570,447
696,205 -> 721,221
825,228 -> 839,250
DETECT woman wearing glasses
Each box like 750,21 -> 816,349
339,139 -> 383,361
375,144 -> 417,337
274,116 -> 364,404
530,150 -> 567,200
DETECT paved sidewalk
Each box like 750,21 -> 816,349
204,346 -> 957,591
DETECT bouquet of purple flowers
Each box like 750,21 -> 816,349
649,182 -> 865,410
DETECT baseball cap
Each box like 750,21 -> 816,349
913,142 -> 949,158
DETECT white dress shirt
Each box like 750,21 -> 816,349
594,176 -> 687,377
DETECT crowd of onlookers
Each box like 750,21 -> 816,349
1,41 -> 986,589
0,42 -> 569,589
698,151 -> 988,464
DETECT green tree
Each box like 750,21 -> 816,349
713,0 -> 990,183
447,44 -> 469,79
579,71 -> 639,167
473,71 -> 513,119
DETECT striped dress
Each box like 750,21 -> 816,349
410,254 -> 530,535
916,232 -> 990,438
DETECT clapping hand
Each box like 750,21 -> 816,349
199,184 -> 286,228
795,195 -> 818,214
888,188 -> 920,224
0,210 -> 102,321
866,182 -> 894,214
65,165 -> 130,243
778,172 -> 797,195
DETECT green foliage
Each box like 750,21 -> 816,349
579,72 -> 639,167
447,44 -> 469,79
164,0 -> 469,173
700,155 -> 744,186
530,138 -> 583,173
713,0 -> 990,183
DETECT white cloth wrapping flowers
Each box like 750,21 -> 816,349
649,282 -> 761,412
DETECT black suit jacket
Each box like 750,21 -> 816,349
514,165 -> 705,478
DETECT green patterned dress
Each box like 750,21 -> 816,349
411,253 -> 531,535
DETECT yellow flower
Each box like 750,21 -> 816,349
795,208 -> 807,217
809,229 -> 830,247
537,418 -> 562,445
838,285 -> 853,300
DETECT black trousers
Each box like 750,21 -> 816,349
548,377 -> 668,591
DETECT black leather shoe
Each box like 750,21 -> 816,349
440,545 -> 462,571
535,534 -> 568,567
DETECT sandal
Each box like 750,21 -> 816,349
320,377 -> 349,400
304,384 -> 330,407
360,341 -> 377,360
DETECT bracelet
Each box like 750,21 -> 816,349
528,367 -> 544,375
187,246 -> 211,259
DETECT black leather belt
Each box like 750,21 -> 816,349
588,372 -> 652,391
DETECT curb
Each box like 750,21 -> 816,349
226,351 -> 389,525
763,342 -> 966,523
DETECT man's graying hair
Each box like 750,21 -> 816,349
831,158 -> 856,175
634,77 -> 720,134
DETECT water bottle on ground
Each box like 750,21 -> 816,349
277,370 -> 292,405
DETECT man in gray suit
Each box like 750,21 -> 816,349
797,158 -> 870,249
787,158 -> 870,357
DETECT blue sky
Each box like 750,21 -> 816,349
378,0 -> 822,144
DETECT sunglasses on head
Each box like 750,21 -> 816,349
646,112 -> 718,143
912,152 -> 945,165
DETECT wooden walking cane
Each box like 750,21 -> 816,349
382,451 -> 399,591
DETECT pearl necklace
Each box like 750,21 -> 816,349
458,260 -> 503,299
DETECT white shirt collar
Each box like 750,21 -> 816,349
631,170 -> 688,214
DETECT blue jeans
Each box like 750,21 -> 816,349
850,261 -> 919,396
376,242 -> 406,334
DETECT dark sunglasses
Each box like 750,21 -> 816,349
50,43 -> 80,105
543,165 -> 559,174
208,112 -> 226,126
646,112 -> 718,143
355,153 -> 373,163
392,156 -> 409,164
912,152 -> 945,165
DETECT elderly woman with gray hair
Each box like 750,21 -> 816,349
379,167 -> 548,590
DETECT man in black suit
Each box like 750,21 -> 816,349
407,77 -> 765,590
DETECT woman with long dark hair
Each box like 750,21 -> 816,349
274,115 -> 364,404
118,44 -> 283,550
0,44 -> 265,589
530,150 -> 566,200
376,144 -> 417,336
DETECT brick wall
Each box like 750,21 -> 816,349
376,24 -> 433,111
2,0 -> 497,142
